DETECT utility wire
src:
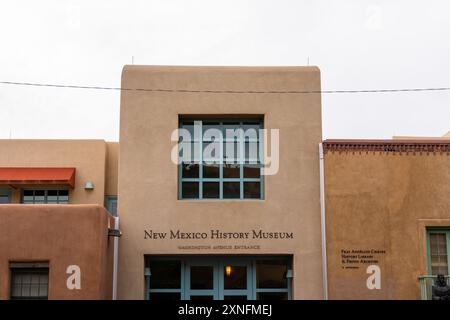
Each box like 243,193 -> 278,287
1,80 -> 450,94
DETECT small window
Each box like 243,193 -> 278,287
106,196 -> 118,216
22,189 -> 69,204
191,266 -> 214,290
178,119 -> 264,200
0,189 -> 11,204
223,265 -> 247,290
10,263 -> 49,300
427,229 -> 450,275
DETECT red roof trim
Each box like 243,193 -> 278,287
0,167 -> 76,188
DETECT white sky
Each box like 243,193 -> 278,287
0,0 -> 449,142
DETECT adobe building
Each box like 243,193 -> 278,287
4,65 -> 450,301
117,65 -> 324,300
323,137 -> 450,300
0,140 -> 119,299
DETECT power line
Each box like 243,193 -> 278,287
1,80 -> 450,94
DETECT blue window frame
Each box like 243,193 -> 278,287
178,119 -> 264,200
22,189 -> 69,204
106,196 -> 118,216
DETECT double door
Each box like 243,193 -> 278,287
185,257 -> 252,300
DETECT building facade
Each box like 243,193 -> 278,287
117,65 -> 324,300
0,140 -> 119,299
323,138 -> 450,299
2,66 -> 449,301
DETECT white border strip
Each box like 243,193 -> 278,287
319,143 -> 328,300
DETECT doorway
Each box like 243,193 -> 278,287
145,256 -> 292,300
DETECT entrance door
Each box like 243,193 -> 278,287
219,258 -> 252,300
185,258 -> 252,300
185,259 -> 219,300
145,256 -> 291,300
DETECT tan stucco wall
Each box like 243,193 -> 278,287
105,142 -> 119,196
0,140 -> 110,205
0,205 -> 114,299
324,152 -> 450,299
118,65 -> 323,299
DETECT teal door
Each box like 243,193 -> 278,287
145,256 -> 291,300
219,258 -> 252,300
185,258 -> 219,300
184,258 -> 252,300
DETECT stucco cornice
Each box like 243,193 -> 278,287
323,139 -> 450,155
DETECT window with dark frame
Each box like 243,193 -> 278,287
10,264 -> 49,300
0,195 -> 8,203
255,259 -> 290,300
22,189 -> 69,204
427,229 -> 450,275
179,119 -> 264,200
146,259 -> 182,300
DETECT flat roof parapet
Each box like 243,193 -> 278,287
323,139 -> 450,154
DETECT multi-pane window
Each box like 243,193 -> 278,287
10,264 -> 49,300
178,119 -> 263,200
22,189 -> 69,204
427,229 -> 450,275
0,189 -> 10,203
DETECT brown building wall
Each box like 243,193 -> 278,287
0,205 -> 115,299
324,143 -> 450,299
105,142 -> 119,197
118,65 -> 323,299
0,139 -> 117,205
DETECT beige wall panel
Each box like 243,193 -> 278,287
118,66 -> 323,300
